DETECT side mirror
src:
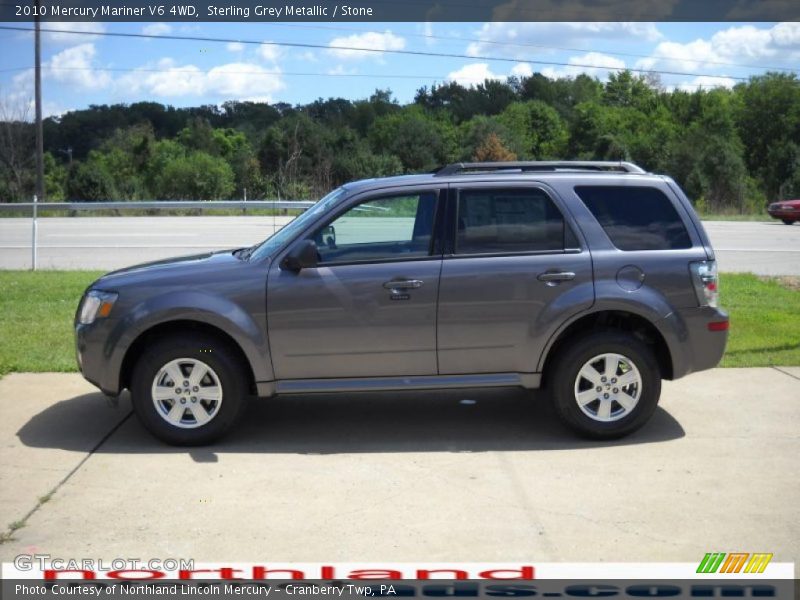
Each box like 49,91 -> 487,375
280,239 -> 319,272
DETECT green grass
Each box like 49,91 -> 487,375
698,213 -> 772,222
720,274 -> 800,367
0,271 -> 102,377
0,271 -> 797,376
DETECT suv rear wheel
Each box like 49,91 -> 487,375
782,219 -> 795,225
130,333 -> 248,445
550,331 -> 661,439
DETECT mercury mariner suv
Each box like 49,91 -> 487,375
75,161 -> 729,445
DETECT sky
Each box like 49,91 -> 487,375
0,21 -> 799,117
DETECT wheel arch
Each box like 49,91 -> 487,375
539,310 -> 674,385
120,320 -> 257,395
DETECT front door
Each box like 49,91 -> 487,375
267,188 -> 443,380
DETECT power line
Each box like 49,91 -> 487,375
6,19 -> 795,73
0,25 -> 760,83
265,22 -> 798,74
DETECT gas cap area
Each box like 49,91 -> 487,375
616,265 -> 645,291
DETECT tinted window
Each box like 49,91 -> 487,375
314,191 -> 438,263
456,188 -> 567,255
575,186 -> 692,251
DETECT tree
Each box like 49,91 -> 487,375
369,106 -> 457,172
473,132 -> 517,161
498,100 -> 568,159
66,151 -> 117,201
0,92 -> 34,201
154,152 -> 235,200
736,73 -> 800,201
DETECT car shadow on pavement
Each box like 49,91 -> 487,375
17,387 -> 685,457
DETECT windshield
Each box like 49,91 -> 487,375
249,187 -> 347,260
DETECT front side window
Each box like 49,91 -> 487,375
575,186 -> 692,251
455,188 -> 568,255
313,191 -> 438,264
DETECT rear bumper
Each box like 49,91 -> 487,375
665,306 -> 728,379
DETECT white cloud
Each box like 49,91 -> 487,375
328,31 -> 406,60
42,22 -> 106,44
675,76 -> 737,92
117,59 -> 285,101
296,51 -> 318,62
118,58 -> 204,97
226,42 -> 245,52
327,65 -> 356,76
257,43 -> 283,63
142,23 -> 172,37
205,62 -> 284,98
635,22 -> 800,73
466,22 -> 661,58
447,63 -> 503,86
48,43 -> 112,90
541,52 -> 626,80
772,22 -> 800,47
510,63 -> 533,78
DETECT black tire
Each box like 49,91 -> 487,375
549,331 -> 661,440
130,333 -> 249,445
782,219 -> 795,225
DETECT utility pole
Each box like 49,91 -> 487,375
34,0 -> 44,202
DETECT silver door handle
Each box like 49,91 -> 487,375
383,279 -> 424,290
537,271 -> 576,282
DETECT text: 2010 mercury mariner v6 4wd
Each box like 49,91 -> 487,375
75,161 -> 728,445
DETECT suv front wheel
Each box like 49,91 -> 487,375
550,331 -> 661,439
130,333 -> 248,445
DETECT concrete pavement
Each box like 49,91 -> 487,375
1,217 -> 799,273
0,368 -> 798,562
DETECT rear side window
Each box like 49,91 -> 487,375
574,186 -> 692,251
456,188 -> 569,254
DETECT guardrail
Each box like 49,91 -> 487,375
0,198 -> 313,270
0,200 -> 314,211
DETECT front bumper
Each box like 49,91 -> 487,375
75,318 -> 121,396
767,207 -> 798,220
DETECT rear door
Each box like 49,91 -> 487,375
437,182 -> 594,375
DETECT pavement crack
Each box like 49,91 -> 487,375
0,410 -> 133,544
772,366 -> 800,382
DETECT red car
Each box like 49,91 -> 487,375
768,199 -> 800,224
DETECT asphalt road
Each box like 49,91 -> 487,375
1,216 -> 799,274
0,367 -> 798,562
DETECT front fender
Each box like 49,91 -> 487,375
104,290 -> 272,393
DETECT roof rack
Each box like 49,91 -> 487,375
434,161 -> 646,176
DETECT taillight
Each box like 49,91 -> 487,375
690,261 -> 719,308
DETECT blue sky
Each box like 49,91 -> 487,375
1,21 -> 798,116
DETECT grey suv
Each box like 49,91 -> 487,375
75,161 -> 728,445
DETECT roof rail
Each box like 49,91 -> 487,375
434,161 -> 647,176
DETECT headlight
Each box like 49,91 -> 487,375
79,290 -> 118,324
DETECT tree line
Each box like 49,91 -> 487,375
1,70 -> 799,213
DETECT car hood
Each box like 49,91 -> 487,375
92,249 -> 259,290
